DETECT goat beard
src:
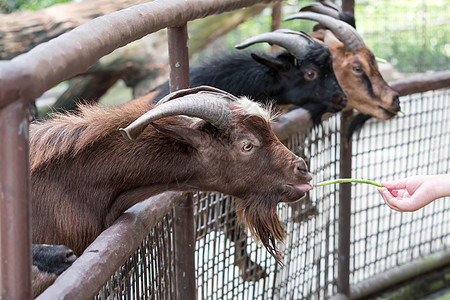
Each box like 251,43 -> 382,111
235,194 -> 285,265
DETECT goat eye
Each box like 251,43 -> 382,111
304,70 -> 317,80
242,143 -> 253,152
352,65 -> 363,74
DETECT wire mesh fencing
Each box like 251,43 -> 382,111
350,88 -> 450,284
95,213 -> 177,300
193,114 -> 341,300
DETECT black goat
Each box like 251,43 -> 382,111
150,30 -> 346,125
32,244 -> 77,297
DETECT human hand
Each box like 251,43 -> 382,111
377,175 -> 446,212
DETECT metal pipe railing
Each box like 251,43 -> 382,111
390,70 -> 450,96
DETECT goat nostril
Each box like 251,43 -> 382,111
393,94 -> 400,104
332,94 -> 347,108
66,250 -> 75,259
296,160 -> 309,174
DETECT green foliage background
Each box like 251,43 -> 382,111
0,0 -> 70,13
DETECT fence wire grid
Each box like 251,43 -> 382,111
94,88 -> 449,299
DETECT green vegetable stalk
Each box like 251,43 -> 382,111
316,178 -> 383,187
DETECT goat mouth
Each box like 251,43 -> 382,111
329,94 -> 347,112
378,105 -> 398,118
281,183 -> 313,203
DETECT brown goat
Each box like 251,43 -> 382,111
284,12 -> 400,121
32,266 -> 57,298
30,86 -> 312,262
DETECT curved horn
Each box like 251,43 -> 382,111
300,3 -> 340,19
155,85 -> 239,106
235,29 -> 316,58
283,12 -> 365,52
119,86 -> 235,140
317,0 -> 341,12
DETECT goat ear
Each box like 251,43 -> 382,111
323,30 -> 343,48
151,122 -> 208,149
251,53 -> 287,72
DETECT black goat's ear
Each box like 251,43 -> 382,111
151,122 -> 208,149
251,53 -> 288,72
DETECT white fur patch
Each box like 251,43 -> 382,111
235,97 -> 274,121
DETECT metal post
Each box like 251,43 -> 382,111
341,0 -> 355,17
0,100 -> 32,299
337,2 -> 355,297
337,109 -> 353,297
168,25 -> 190,92
270,2 -> 282,54
167,25 -> 196,300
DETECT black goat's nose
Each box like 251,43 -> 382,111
331,93 -> 347,110
65,249 -> 77,262
391,93 -> 401,111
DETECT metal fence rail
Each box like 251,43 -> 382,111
95,213 -> 176,299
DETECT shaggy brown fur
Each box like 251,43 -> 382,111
32,266 -> 57,298
30,97 -> 311,262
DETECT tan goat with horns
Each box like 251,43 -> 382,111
284,11 -> 400,127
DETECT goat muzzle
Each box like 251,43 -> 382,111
330,93 -> 347,111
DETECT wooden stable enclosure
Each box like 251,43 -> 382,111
1,0 -> 449,299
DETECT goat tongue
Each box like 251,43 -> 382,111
294,184 -> 313,191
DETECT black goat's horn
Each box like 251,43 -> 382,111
300,3 -> 340,19
283,12 -> 364,52
119,86 -> 235,140
235,29 -> 316,58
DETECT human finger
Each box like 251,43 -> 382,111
381,179 -> 407,190
378,187 -> 402,212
